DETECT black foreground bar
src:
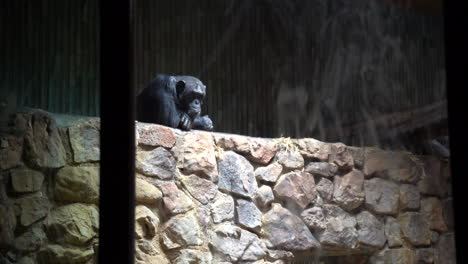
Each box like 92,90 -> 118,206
100,0 -> 135,263
444,1 -> 468,263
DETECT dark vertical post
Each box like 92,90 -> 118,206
100,0 -> 135,263
445,1 -> 468,263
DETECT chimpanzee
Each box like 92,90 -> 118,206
136,74 -> 213,131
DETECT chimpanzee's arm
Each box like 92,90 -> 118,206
192,115 -> 213,131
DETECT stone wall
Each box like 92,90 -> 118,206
0,110 -> 456,264
0,110 -> 99,264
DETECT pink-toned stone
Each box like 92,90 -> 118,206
364,178 -> 400,215
316,177 -> 334,202
421,197 -> 447,232
162,212 -> 203,249
329,143 -> 354,170
248,138 -> 277,165
417,248 -> 434,264
136,123 -> 176,148
173,131 -> 218,182
418,156 -> 450,197
180,174 -> 217,205
384,217 -> 403,248
293,138 -> 330,161
214,134 -> 251,153
333,169 -> 365,211
276,149 -> 304,170
399,184 -> 420,210
159,182 -> 194,215
301,207 -> 326,231
385,247 -> 417,264
398,212 -> 431,246
255,162 -> 283,183
356,211 -> 386,248
273,171 -> 316,210
363,148 -> 422,183
304,162 -> 338,178
434,233 -> 456,264
262,203 -> 320,251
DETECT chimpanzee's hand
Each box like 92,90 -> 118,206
193,115 -> 213,131
179,112 -> 192,131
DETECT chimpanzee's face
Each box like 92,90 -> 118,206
176,76 -> 206,118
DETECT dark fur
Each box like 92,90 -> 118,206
136,74 -> 213,131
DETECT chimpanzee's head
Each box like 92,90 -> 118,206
175,76 -> 206,118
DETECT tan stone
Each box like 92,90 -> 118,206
23,110 -> 67,169
45,203 -> 99,246
68,119 -> 100,163
55,166 -> 99,204
37,244 -> 94,264
10,168 -> 44,193
15,192 -> 50,227
135,177 -> 162,205
135,205 -> 159,239
173,131 -> 218,182
0,203 -> 16,247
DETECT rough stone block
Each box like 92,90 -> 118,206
218,151 -> 257,199
55,166 -> 99,204
333,169 -> 365,211
364,178 -> 399,215
10,168 -> 44,193
262,203 -> 320,251
68,119 -> 100,163
274,171 -> 316,210
136,123 -> 176,148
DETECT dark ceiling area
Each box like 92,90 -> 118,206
0,0 -> 448,156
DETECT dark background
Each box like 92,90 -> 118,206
0,0 -> 447,154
